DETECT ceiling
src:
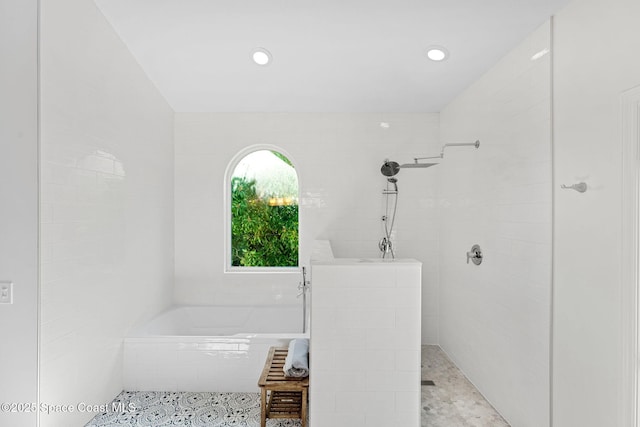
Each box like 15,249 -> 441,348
95,0 -> 569,113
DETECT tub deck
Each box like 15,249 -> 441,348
123,305 -> 307,392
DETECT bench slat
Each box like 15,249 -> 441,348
258,346 -> 308,427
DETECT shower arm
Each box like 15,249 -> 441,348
411,140 -> 480,163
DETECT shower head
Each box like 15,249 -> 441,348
381,161 -> 400,177
399,162 -> 438,168
386,177 -> 398,192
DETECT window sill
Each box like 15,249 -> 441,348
224,266 -> 301,274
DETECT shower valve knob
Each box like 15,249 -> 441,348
466,245 -> 483,265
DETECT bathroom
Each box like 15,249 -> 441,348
2,0 -> 640,426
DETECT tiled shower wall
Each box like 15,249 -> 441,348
438,22 -> 552,427
310,260 -> 422,427
174,113 -> 441,343
39,0 -> 175,425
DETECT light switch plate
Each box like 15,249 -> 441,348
0,282 -> 13,304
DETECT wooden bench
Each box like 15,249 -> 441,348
258,346 -> 309,427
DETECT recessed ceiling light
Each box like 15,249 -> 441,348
425,46 -> 449,62
252,48 -> 272,66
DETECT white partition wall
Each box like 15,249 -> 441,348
310,259 -> 421,427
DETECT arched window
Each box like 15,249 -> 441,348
227,148 -> 299,269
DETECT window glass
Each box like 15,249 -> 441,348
230,150 -> 299,267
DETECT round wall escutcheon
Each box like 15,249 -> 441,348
467,244 -> 483,265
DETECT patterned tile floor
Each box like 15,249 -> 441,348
421,345 -> 510,427
85,391 -> 301,427
86,345 -> 508,426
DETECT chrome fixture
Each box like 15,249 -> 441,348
382,159 -> 438,172
381,160 -> 400,177
378,157 -> 438,259
399,162 -> 439,168
466,244 -> 483,265
404,140 -> 480,167
378,142 -> 479,258
379,160 -> 401,259
560,182 -> 587,193
383,177 -> 398,194
379,236 -> 394,257
298,266 -> 310,333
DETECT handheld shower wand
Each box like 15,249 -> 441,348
379,164 -> 399,259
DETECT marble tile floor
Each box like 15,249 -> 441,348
422,345 -> 510,427
86,345 -> 508,427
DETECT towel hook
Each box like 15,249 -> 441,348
560,182 -> 587,193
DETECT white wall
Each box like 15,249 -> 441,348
310,260 -> 422,427
174,113 -> 441,343
0,0 -> 39,426
39,0 -> 175,425
438,22 -> 552,427
552,0 -> 640,425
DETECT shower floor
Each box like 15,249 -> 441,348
85,345 -> 508,427
421,345 -> 510,427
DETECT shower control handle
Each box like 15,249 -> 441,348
466,245 -> 483,265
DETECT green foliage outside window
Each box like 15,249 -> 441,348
230,151 -> 298,267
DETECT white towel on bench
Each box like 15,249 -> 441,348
283,338 -> 309,378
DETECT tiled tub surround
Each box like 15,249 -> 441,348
310,258 -> 422,427
124,306 -> 307,392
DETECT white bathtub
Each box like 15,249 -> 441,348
123,305 -> 307,392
